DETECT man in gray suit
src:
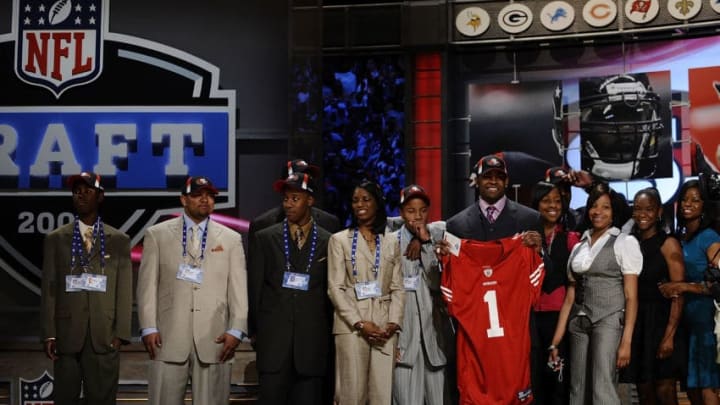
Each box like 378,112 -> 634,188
392,185 -> 448,405
137,176 -> 248,405
42,171 -> 133,405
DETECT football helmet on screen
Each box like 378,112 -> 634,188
580,74 -> 663,180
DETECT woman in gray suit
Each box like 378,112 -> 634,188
549,182 -> 643,404
328,180 -> 405,405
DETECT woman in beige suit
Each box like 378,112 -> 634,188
328,180 -> 405,405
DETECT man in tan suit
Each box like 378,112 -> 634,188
42,171 -> 133,405
137,175 -> 248,405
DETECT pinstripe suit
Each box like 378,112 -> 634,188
328,228 -> 405,405
392,222 -> 447,405
566,231 -> 635,405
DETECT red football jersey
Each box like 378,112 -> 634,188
441,235 -> 544,405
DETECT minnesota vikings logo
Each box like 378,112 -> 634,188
455,6 -> 490,37
466,10 -> 482,32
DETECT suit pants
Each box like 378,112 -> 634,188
148,345 -> 231,405
258,350 -> 324,405
392,347 -> 444,405
334,333 -> 396,405
54,331 -> 120,405
568,312 -> 623,405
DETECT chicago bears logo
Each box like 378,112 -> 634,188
15,0 -> 105,98
583,0 -> 617,28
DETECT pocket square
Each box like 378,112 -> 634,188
211,245 -> 224,252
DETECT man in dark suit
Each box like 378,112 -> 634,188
444,154 -> 544,404
447,154 -> 543,242
248,172 -> 333,404
41,172 -> 133,405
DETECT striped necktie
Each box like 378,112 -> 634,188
486,206 -> 497,224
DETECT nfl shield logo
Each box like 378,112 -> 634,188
483,266 -> 493,278
19,370 -> 54,405
14,0 -> 105,97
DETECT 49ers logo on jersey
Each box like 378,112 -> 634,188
15,0 -> 104,98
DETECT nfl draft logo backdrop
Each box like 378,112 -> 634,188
0,0 -> 236,301
19,371 -> 54,405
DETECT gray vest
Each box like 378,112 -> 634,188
570,235 -> 625,323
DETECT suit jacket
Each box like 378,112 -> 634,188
327,228 -> 404,355
248,221 -> 332,375
394,221 -> 448,368
41,222 -> 133,354
136,216 -> 248,364
446,198 -> 542,241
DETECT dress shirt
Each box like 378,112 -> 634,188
289,219 -> 313,249
570,227 -> 642,275
478,195 -> 507,220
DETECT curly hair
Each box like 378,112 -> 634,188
531,181 -> 569,228
582,182 -> 630,230
675,179 -> 715,241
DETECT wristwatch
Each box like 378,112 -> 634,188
354,321 -> 365,331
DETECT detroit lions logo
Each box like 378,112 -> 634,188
548,7 -> 568,22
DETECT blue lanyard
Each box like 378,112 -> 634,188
70,216 -> 106,272
282,219 -> 318,272
182,217 -> 208,262
351,228 -> 381,280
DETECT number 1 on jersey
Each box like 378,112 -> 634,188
483,290 -> 505,338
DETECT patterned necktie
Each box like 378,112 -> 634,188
190,225 -> 201,257
84,228 -> 94,253
295,228 -> 305,250
486,206 -> 497,224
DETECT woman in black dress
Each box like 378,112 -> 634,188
621,187 -> 685,405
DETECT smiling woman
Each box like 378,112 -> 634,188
549,182 -> 642,404
530,181 -> 579,403
618,187 -> 686,404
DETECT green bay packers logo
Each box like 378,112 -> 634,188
498,3 -> 533,34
